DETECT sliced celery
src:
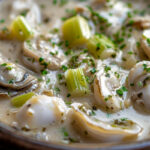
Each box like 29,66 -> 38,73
11,92 -> 35,107
11,16 -> 33,41
87,34 -> 115,59
65,68 -> 89,96
62,16 -> 91,47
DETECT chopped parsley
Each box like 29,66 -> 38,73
147,38 -> 150,46
143,64 -> 150,72
1,63 -> 7,67
54,87 -> 61,95
38,57 -> 48,68
136,41 -> 140,47
61,65 -> 68,71
20,10 -> 29,17
0,19 -> 5,23
104,66 -> 111,73
96,43 -> 101,51
128,51 -> 133,55
53,0 -> 57,5
114,72 -> 120,78
41,70 -> 48,75
39,57 -> 44,62
89,110 -> 96,116
128,20 -> 134,26
8,79 -> 14,84
46,78 -> 50,84
53,0 -> 68,6
57,73 -> 63,80
65,49 -> 73,56
120,43 -> 126,49
130,83 -> 134,86
65,40 -> 69,47
1,63 -> 12,70
67,93 -> 71,97
120,118 -> 128,121
50,51 -> 58,56
6,66 -> 12,71
90,68 -> 97,74
61,128 -> 69,137
116,86 -> 128,97
104,95 -> 112,102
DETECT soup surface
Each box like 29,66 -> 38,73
0,0 -> 150,144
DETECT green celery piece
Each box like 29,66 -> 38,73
62,16 -> 91,47
65,68 -> 90,96
11,92 -> 35,107
87,34 -> 115,59
11,16 -> 33,41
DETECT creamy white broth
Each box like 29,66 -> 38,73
0,0 -> 150,144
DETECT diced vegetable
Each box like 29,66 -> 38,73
65,68 -> 90,96
11,92 -> 35,107
87,34 -> 115,59
0,27 -> 13,40
11,16 -> 33,41
62,16 -> 91,47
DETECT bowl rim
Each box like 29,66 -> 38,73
0,122 -> 150,150
0,0 -> 150,149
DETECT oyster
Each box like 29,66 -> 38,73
22,34 -> 66,72
71,103 -> 142,142
141,29 -> 150,59
0,62 -> 38,97
16,95 -> 67,129
128,61 -> 150,113
94,64 -> 130,112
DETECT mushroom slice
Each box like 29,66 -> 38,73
128,61 -> 150,113
22,34 -> 66,72
0,62 -> 37,97
16,95 -> 67,129
141,29 -> 150,59
94,64 -> 129,112
71,103 -> 142,142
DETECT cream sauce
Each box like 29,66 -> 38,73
0,0 -> 150,145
